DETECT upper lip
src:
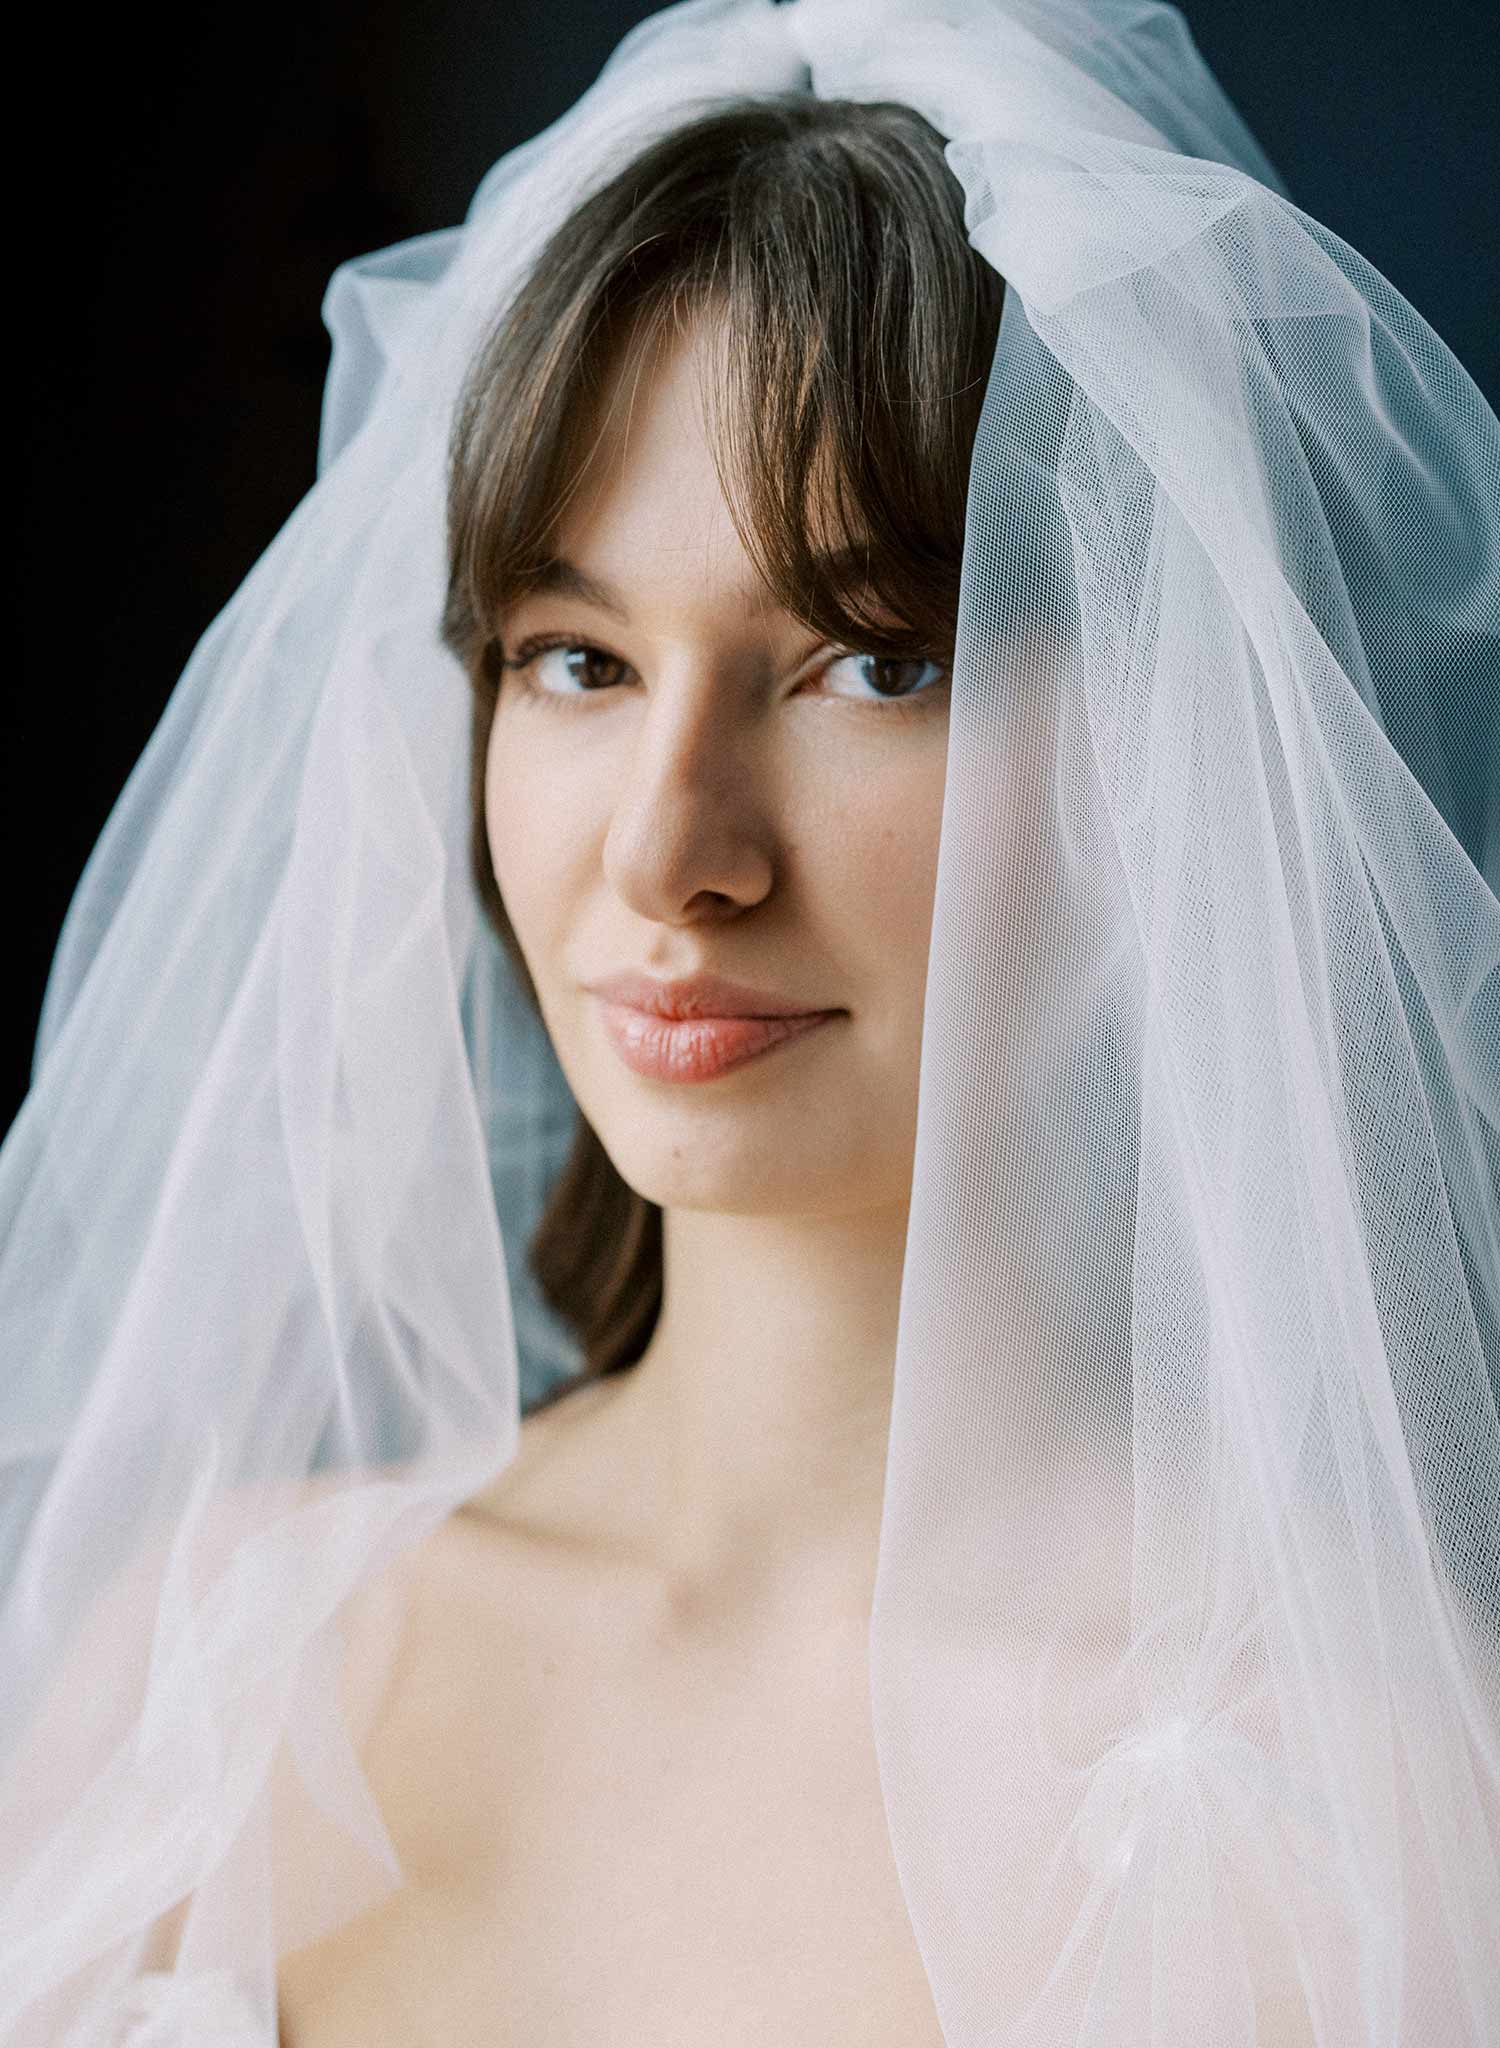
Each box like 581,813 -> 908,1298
587,970 -> 839,1021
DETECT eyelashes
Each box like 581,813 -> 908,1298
496,637 -> 630,701
495,633 -> 950,716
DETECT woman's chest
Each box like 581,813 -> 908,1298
275,1551 -> 945,2045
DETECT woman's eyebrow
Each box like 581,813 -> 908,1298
525,555 -> 631,621
520,544 -> 877,624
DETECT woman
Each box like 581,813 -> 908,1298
3,2 -> 1497,2044
284,90 -> 990,2044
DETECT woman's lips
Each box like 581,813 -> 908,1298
598,1001 -> 840,1082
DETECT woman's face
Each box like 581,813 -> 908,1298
485,311 -> 950,1220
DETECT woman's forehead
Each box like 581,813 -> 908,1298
521,337 -> 765,616
563,311 -> 728,517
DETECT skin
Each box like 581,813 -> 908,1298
481,302 -> 951,1644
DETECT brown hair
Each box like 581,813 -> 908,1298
442,92 -> 1004,1414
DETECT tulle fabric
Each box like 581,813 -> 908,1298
2,2 -> 1496,2043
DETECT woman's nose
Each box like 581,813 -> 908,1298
600,670 -> 776,924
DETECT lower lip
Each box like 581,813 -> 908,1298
598,1003 -> 841,1082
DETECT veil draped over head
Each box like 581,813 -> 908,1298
3,0 -> 1498,2042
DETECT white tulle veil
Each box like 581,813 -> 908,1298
3,1 -> 1497,2042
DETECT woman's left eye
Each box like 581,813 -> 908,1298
818,651 -> 950,706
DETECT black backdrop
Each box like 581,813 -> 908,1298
9,0 -> 1497,1132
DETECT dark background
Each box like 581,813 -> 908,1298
9,0 -> 1497,1134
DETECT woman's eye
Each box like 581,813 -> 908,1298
499,638 -> 629,698
818,651 -> 950,706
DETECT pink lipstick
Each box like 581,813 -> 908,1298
586,970 -> 844,1084
599,1005 -> 838,1082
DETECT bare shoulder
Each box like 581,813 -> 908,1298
373,1371 -> 639,1649
110,1381 -> 634,1977
342,1373 -> 646,1804
263,1373 -> 650,2005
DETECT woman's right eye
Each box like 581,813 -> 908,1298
498,636 -> 631,701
